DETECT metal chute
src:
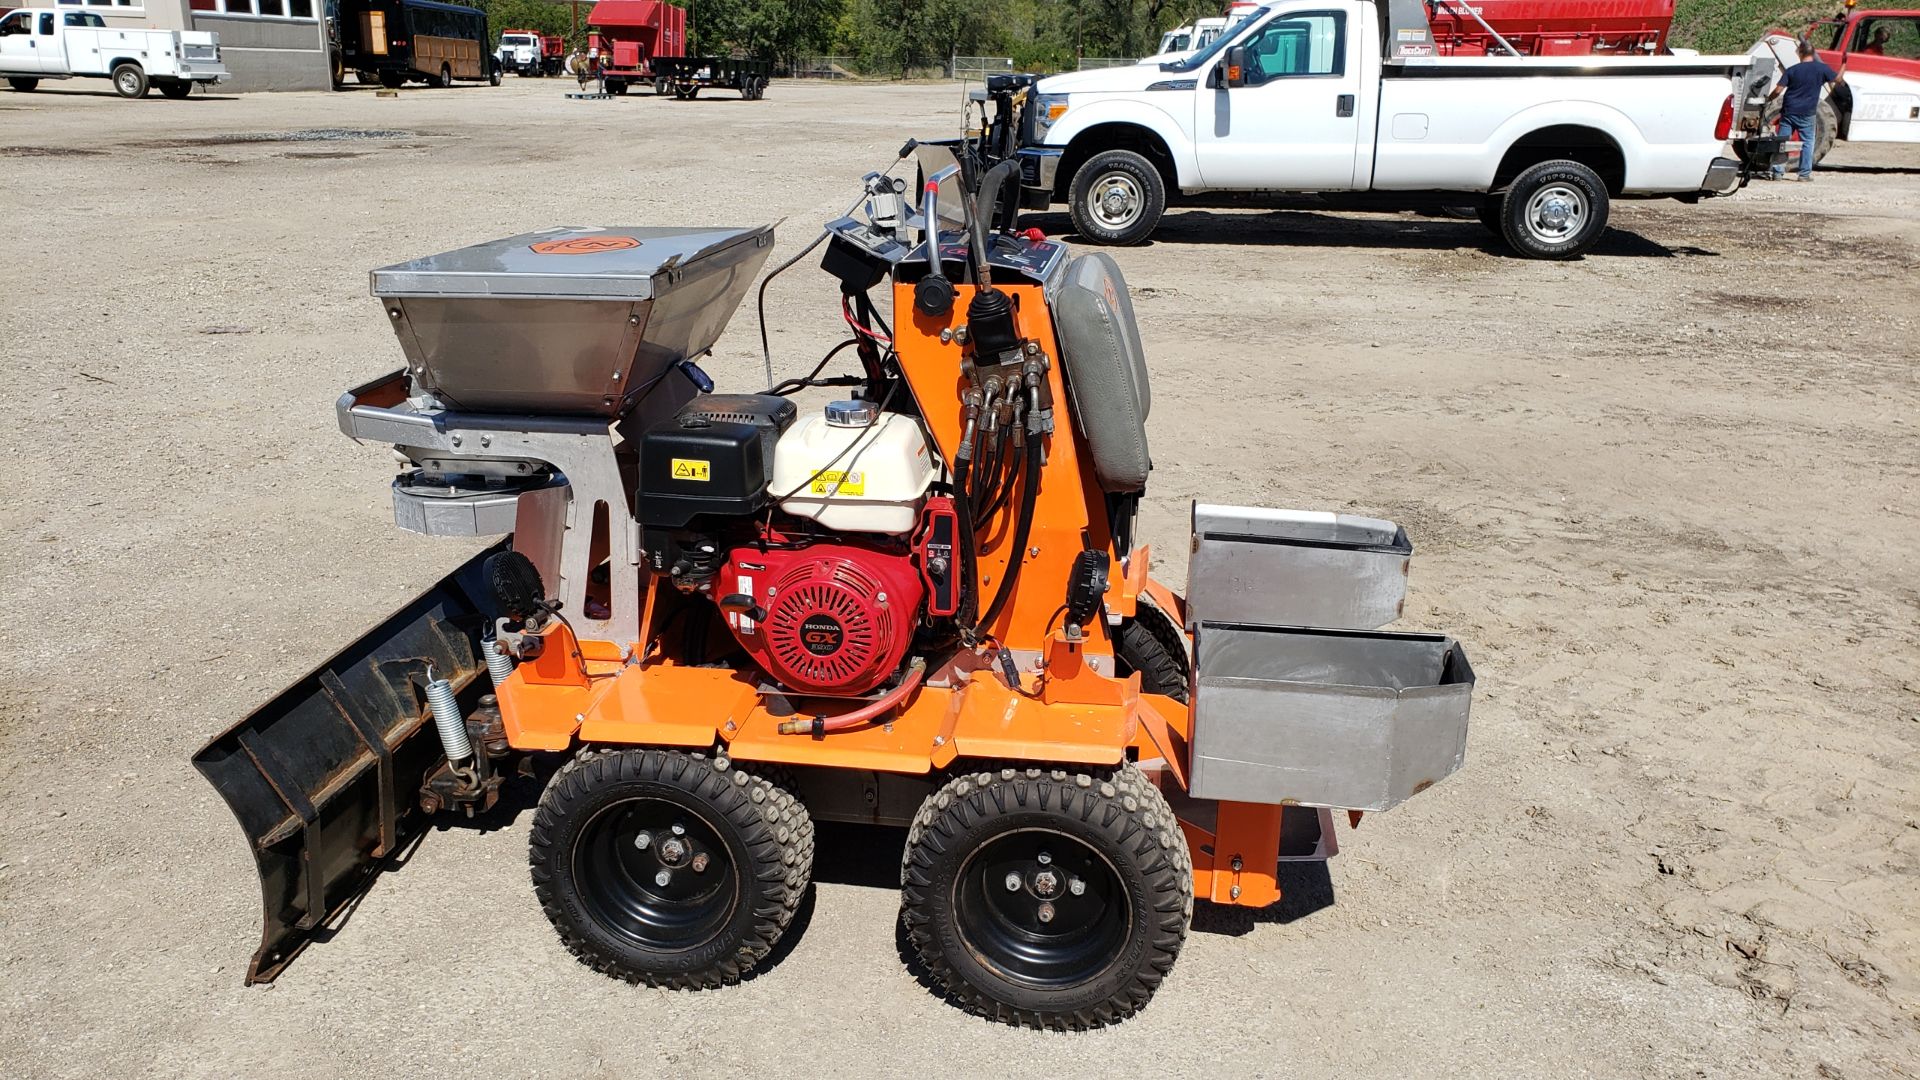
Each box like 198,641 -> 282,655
193,543 -> 502,983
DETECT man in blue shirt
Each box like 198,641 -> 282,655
1770,41 -> 1844,181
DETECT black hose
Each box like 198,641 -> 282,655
975,425 -> 1043,636
975,157 -> 1023,237
951,460 -> 981,630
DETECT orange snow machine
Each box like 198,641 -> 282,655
195,151 -> 1476,1028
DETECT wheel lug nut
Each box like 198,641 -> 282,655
1037,901 -> 1055,924
692,853 -> 709,872
633,831 -> 651,850
1004,872 -> 1022,892
671,823 -> 686,836
654,869 -> 672,887
1069,877 -> 1085,896
1036,852 -> 1052,866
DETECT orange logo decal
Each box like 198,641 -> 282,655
530,235 -> 641,256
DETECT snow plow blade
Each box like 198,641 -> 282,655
192,543 -> 502,984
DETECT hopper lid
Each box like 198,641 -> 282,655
370,225 -> 773,301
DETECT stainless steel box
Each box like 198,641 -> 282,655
1187,503 -> 1411,631
1188,624 -> 1473,811
371,225 -> 775,416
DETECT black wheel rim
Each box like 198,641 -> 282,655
574,796 -> 738,951
953,827 -> 1131,989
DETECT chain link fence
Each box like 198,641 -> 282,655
792,56 -> 856,79
949,54 -> 1014,80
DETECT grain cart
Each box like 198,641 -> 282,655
196,159 -> 1476,1028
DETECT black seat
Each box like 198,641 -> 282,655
1052,252 -> 1152,495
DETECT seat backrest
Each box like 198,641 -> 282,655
1052,252 -> 1151,494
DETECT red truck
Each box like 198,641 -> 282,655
1756,6 -> 1920,164
585,0 -> 686,95
497,28 -> 564,77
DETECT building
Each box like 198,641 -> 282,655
5,0 -> 336,91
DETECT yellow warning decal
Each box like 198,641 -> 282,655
810,470 -> 865,496
671,459 -> 711,482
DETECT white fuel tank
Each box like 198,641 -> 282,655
773,401 -> 937,534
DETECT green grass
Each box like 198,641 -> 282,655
1671,0 -> 1920,55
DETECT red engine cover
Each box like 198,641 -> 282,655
719,543 -> 924,697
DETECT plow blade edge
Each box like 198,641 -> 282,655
192,543 -> 503,983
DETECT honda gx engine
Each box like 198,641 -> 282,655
637,394 -> 957,697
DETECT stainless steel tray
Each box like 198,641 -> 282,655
1188,623 -> 1473,811
1187,503 -> 1410,631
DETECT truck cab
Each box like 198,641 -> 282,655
1814,9 -> 1919,147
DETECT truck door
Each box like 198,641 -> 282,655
0,11 -> 38,74
1194,5 -> 1365,190
1838,14 -> 1920,144
36,11 -> 67,74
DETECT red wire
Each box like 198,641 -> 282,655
842,295 -> 892,345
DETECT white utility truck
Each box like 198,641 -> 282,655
0,8 -> 228,98
1006,0 -> 1781,258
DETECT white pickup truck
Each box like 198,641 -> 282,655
1009,0 -> 1779,258
0,8 -> 228,99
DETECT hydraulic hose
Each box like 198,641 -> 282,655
975,424 -> 1044,636
777,659 -> 927,735
975,157 -> 1024,237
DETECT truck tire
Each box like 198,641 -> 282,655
7,77 -> 38,92
607,78 -> 628,95
1814,97 -> 1838,164
1499,159 -> 1609,260
901,762 -> 1192,1030
530,748 -> 814,989
379,71 -> 405,89
436,63 -> 453,88
1474,196 -> 1504,239
158,79 -> 193,100
654,76 -> 668,95
489,65 -> 502,86
1068,149 -> 1166,246
111,62 -> 149,99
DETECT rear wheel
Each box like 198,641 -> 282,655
7,77 -> 39,92
654,76 -> 668,95
1114,609 -> 1189,703
607,78 -> 628,95
436,63 -> 453,88
111,62 -> 148,99
378,71 -> 405,89
901,763 -> 1192,1029
488,65 -> 502,87
157,79 -> 193,100
1499,159 -> 1609,260
1068,149 -> 1166,246
531,749 -> 813,987
1814,97 -> 1838,164
1474,196 -> 1504,239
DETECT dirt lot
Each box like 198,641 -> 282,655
1,77 -> 1916,1078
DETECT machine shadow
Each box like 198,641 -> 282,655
1021,209 -> 1719,259
1189,861 -> 1336,937
1815,163 -> 1920,176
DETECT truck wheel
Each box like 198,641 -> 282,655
158,79 -> 193,100
379,71 -> 405,89
1499,159 -> 1609,260
436,63 -> 453,88
607,79 -> 628,95
654,77 -> 668,95
1814,97 -> 1837,164
489,66 -> 502,87
900,763 -> 1192,1030
7,77 -> 39,92
1068,149 -> 1166,246
1474,196 -> 1504,239
530,749 -> 814,988
111,62 -> 149,99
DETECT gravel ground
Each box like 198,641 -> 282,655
1,78 -> 1916,1079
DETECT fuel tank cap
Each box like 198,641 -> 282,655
824,400 -> 878,428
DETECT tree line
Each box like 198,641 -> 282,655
463,0 -> 1228,75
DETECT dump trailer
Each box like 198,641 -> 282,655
583,0 -> 684,94
197,158 -> 1476,1028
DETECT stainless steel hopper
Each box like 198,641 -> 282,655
371,225 -> 775,416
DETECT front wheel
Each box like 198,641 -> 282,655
488,66 -> 502,87
901,763 -> 1192,1029
1499,159 -> 1610,260
7,77 -> 39,92
111,62 -> 148,99
530,749 -> 814,988
1068,149 -> 1166,246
